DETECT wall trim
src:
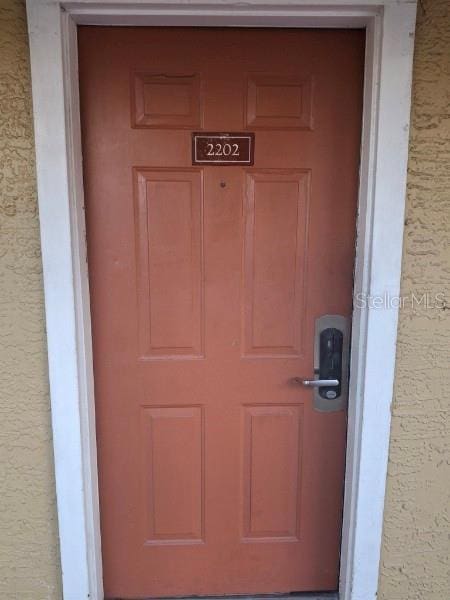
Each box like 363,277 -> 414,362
25,1 -> 417,599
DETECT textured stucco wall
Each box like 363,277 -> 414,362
0,1 -> 61,598
0,0 -> 449,599
378,0 -> 450,598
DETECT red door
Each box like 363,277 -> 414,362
79,27 -> 364,599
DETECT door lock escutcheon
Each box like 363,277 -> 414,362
294,315 -> 350,412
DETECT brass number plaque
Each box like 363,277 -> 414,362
192,132 -> 255,165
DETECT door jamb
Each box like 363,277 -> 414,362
25,1 -> 417,599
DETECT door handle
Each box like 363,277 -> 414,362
294,378 -> 339,388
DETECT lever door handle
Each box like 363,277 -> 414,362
293,377 -> 339,388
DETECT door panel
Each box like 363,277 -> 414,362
135,169 -> 204,358
242,404 -> 303,541
78,27 -> 364,599
141,406 -> 204,544
243,170 -> 309,356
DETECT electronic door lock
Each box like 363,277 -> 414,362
295,315 -> 350,412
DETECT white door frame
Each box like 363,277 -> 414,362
26,2 -> 417,599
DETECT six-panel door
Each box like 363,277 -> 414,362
79,27 -> 364,598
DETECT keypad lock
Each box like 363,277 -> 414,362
318,327 -> 343,400
294,315 -> 350,412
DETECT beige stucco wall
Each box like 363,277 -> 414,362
378,0 -> 450,598
0,1 -> 62,598
0,0 -> 448,598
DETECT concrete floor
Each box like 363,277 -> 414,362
153,595 -> 338,600
116,593 -> 339,600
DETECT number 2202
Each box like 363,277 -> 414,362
206,142 -> 240,157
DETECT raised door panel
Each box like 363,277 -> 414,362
135,169 -> 204,359
140,406 -> 204,544
132,72 -> 202,128
242,170 -> 310,357
246,74 -> 314,130
242,405 -> 303,541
